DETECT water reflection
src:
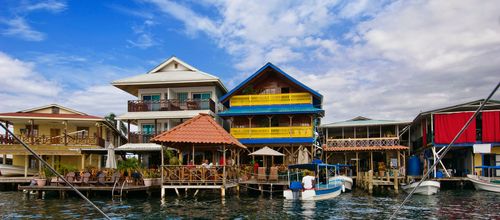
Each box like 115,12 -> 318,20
0,190 -> 498,219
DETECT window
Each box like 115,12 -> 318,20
177,92 -> 188,102
192,92 -> 211,100
51,107 -> 60,114
76,127 -> 89,138
281,87 -> 290,93
142,94 -> 161,111
174,63 -> 178,69
142,124 -> 155,134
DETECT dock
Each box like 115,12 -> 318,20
356,170 -> 401,194
18,184 -> 159,199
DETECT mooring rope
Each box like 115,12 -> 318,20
0,123 -> 111,220
389,81 -> 499,219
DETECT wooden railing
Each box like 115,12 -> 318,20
231,126 -> 313,139
161,165 -> 239,184
0,133 -> 104,147
128,99 -> 216,112
230,92 -> 312,106
326,137 -> 400,147
128,132 -> 158,144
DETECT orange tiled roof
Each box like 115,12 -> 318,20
151,113 -> 246,148
323,145 -> 409,152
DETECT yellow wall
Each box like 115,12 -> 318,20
11,154 -> 102,171
474,146 -> 500,175
14,121 -> 100,137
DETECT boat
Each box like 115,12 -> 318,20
283,163 -> 344,200
330,164 -> 353,191
0,164 -> 37,177
401,180 -> 440,195
467,166 -> 500,193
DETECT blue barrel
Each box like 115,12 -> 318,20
408,155 -> 421,176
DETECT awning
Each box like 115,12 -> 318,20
81,143 -> 174,153
218,104 -> 324,117
249,146 -> 284,156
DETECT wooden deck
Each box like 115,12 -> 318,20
0,177 -> 31,183
18,185 -> 158,192
239,179 -> 288,186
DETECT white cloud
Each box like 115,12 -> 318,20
23,0 -> 67,13
1,17 -> 45,41
65,85 -> 134,116
0,51 -> 60,96
145,0 -> 500,123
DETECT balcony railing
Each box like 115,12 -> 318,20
0,133 -> 104,147
326,137 -> 400,148
231,126 -> 313,139
128,99 -> 215,112
128,132 -> 158,144
230,93 -> 312,107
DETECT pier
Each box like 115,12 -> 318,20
356,170 -> 401,194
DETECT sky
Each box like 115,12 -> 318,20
0,0 -> 499,123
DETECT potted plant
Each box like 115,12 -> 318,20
43,167 -> 56,185
142,169 -> 154,187
35,169 -> 47,186
378,162 -> 386,177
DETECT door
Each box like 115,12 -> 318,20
141,124 -> 155,143
50,128 -> 60,144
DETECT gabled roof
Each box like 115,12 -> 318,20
151,113 -> 246,148
19,104 -> 86,115
111,56 -> 228,94
412,99 -> 500,122
220,63 -> 323,103
321,116 -> 411,128
0,104 -> 103,121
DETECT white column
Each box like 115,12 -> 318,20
2,154 -> 6,165
98,155 -> 102,169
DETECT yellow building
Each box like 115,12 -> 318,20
0,104 -> 125,176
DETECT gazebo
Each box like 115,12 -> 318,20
151,113 -> 246,197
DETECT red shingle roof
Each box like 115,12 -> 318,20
323,145 -> 409,152
152,113 -> 246,148
0,112 -> 102,120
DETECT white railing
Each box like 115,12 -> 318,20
326,137 -> 400,147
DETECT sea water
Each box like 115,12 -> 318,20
0,189 -> 498,219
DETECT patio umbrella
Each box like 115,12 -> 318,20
249,146 -> 284,167
105,143 -> 117,169
298,147 -> 309,164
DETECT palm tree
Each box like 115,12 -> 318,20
105,113 -> 128,136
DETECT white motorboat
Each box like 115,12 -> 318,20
0,164 -> 37,177
467,174 -> 500,193
284,163 -> 344,200
401,180 -> 440,195
330,175 -> 353,191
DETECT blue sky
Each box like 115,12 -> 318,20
1,0 -> 499,122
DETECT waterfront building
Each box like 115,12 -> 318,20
321,116 -> 411,177
218,63 -> 324,165
0,104 -> 125,176
409,99 -> 500,178
111,57 -> 227,166
151,113 -> 246,197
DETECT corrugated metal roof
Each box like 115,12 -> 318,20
152,113 -> 246,148
323,145 -> 409,152
218,104 -> 324,116
321,117 -> 411,128
0,112 -> 102,120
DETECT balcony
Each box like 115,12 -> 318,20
0,133 -> 105,147
231,126 -> 312,139
128,99 -> 215,112
128,132 -> 158,144
326,137 -> 400,148
230,93 -> 312,107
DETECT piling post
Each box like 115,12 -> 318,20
394,170 -> 399,193
221,187 -> 225,197
368,170 -> 373,194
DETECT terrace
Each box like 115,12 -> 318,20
128,99 -> 215,112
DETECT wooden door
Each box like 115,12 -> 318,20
50,128 -> 60,144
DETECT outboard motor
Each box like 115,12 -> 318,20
289,181 -> 303,199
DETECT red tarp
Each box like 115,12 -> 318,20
434,112 -> 476,144
482,111 -> 500,142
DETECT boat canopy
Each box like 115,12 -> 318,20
288,163 -> 337,170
